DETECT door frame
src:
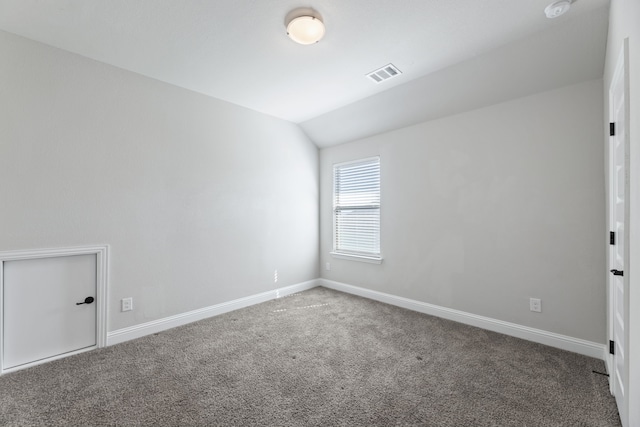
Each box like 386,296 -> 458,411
0,245 -> 109,374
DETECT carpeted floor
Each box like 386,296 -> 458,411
0,287 -> 621,426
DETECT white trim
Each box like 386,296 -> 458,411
0,346 -> 96,375
330,252 -> 383,264
107,279 -> 319,346
319,279 -> 606,360
333,156 -> 381,169
0,245 -> 109,374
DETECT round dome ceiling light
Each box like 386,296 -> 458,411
544,0 -> 571,18
286,15 -> 325,45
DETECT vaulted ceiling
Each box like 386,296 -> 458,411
0,0 -> 610,147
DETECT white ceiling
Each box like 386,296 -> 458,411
301,5 -> 610,146
0,0 -> 610,147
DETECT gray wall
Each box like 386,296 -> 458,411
320,79 -> 606,343
0,24 -> 611,353
0,30 -> 319,332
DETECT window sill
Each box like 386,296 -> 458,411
330,252 -> 383,264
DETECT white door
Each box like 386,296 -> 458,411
608,40 -> 628,424
2,254 -> 97,369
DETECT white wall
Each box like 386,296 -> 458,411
0,30 -> 319,332
320,79 -> 605,344
604,1 -> 640,426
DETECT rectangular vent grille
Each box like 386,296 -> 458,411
366,63 -> 402,84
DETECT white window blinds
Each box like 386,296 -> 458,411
333,157 -> 380,258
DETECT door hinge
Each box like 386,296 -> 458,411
609,340 -> 615,355
610,122 -> 615,136
610,231 -> 616,245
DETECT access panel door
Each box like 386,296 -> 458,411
3,254 -> 97,369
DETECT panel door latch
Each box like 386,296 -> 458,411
76,296 -> 95,305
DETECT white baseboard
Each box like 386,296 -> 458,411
107,277 -> 606,360
107,279 -> 319,346
319,279 -> 606,360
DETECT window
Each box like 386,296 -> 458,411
332,157 -> 381,263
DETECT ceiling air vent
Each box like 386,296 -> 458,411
366,63 -> 402,84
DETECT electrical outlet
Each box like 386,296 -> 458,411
529,298 -> 542,313
325,262 -> 331,271
121,297 -> 133,312
274,269 -> 278,283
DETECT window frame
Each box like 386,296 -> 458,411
331,156 -> 382,264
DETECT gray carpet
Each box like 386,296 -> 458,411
0,287 -> 621,426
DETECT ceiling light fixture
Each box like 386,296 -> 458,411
544,0 -> 571,18
286,13 -> 325,45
